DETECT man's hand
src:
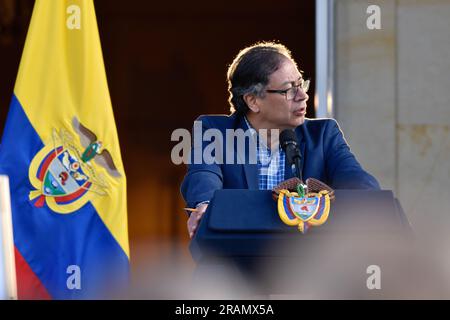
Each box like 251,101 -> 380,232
187,203 -> 208,238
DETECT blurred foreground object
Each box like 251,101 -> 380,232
190,189 -> 412,297
0,176 -> 17,300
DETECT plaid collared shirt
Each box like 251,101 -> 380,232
244,117 -> 286,190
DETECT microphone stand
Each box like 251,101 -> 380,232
294,155 -> 303,183
292,147 -> 306,197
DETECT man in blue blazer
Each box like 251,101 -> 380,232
181,42 -> 380,237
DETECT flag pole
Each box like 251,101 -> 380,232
0,176 -> 17,300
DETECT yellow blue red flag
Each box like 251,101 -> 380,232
0,0 -> 129,299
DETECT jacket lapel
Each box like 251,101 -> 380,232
235,115 -> 259,189
244,163 -> 259,189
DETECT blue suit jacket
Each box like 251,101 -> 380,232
181,113 -> 380,208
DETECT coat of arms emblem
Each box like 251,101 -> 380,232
273,177 -> 335,233
28,118 -> 121,214
277,189 -> 331,233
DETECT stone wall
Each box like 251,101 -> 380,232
334,0 -> 450,229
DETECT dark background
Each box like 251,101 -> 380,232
0,0 -> 315,273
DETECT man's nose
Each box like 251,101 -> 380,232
294,88 -> 308,101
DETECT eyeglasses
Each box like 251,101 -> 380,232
266,78 -> 310,100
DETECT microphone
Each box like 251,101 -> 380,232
280,129 -> 303,182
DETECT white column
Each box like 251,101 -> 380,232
316,0 -> 335,118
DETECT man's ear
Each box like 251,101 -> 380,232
243,93 -> 259,113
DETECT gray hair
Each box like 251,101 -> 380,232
227,41 -> 296,114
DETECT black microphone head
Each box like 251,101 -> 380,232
279,129 -> 298,151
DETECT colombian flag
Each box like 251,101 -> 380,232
0,0 -> 129,299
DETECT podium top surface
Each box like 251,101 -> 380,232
206,189 -> 406,234
190,189 -> 410,261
